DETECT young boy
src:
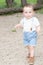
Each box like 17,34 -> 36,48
15,4 -> 40,65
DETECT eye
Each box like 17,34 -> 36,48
25,12 -> 28,13
29,11 -> 32,13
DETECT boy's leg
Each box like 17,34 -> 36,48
29,46 -> 35,57
29,46 -> 35,65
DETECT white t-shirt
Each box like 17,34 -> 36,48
20,17 -> 40,32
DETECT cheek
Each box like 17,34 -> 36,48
29,13 -> 33,16
23,13 -> 27,16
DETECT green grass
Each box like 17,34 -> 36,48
11,29 -> 16,32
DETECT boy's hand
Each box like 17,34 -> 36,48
36,25 -> 40,34
15,25 -> 18,29
15,24 -> 21,29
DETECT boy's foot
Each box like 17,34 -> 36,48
29,57 -> 34,65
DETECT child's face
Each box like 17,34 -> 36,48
23,7 -> 34,19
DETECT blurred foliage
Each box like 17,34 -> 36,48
0,0 -> 37,8
0,0 -> 43,14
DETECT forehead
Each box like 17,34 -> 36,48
23,6 -> 33,12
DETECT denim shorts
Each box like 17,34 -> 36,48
23,31 -> 37,46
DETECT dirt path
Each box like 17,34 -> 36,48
0,13 -> 43,65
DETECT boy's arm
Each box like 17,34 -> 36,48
36,25 -> 40,34
15,23 -> 23,29
15,18 -> 24,29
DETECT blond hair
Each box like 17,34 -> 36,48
23,4 -> 34,11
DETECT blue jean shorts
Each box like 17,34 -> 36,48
23,31 -> 37,46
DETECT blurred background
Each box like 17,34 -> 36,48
0,0 -> 43,14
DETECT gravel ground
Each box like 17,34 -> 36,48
0,13 -> 43,65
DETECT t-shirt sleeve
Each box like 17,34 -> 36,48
34,17 -> 40,27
